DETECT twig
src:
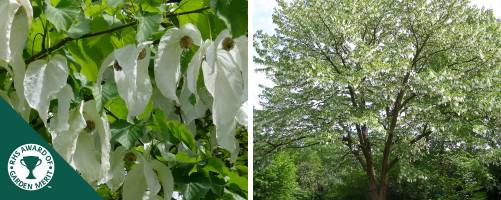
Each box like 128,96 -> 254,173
25,22 -> 138,64
165,6 -> 210,17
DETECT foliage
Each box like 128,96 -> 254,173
254,151 -> 298,200
0,0 -> 248,199
254,0 -> 501,199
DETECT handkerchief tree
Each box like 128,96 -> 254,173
254,0 -> 500,199
0,0 -> 248,199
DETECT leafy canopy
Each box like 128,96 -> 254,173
255,0 -> 500,198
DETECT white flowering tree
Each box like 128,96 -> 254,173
254,0 -> 500,199
0,0 -> 247,199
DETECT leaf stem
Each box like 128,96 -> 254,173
104,107 -> 119,120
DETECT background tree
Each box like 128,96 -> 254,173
254,0 -> 501,199
254,151 -> 298,200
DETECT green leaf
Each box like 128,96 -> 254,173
107,0 -> 124,8
178,13 -> 211,40
137,100 -> 153,120
181,48 -> 196,74
139,0 -> 163,13
136,13 -> 161,42
227,171 -> 247,192
154,109 -> 197,151
182,182 -> 210,200
175,152 -> 200,164
45,0 -> 81,31
102,80 -> 119,103
176,0 -> 216,40
67,16 -> 91,38
166,120 -> 198,152
89,15 -> 112,32
223,188 -> 245,200
110,120 -> 140,149
153,109 -> 180,144
203,158 -> 227,175
207,13 -> 228,40
83,0 -> 107,17
104,97 -> 128,120
67,34 -> 115,82
212,0 -> 247,37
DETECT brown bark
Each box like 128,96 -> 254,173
368,180 -> 380,200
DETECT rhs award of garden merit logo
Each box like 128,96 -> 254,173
7,144 -> 55,191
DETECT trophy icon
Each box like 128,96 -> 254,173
20,156 -> 42,179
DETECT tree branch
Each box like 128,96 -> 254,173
26,22 -> 137,64
263,135 -> 313,155
321,51 -> 342,74
285,142 -> 320,149
387,124 -> 432,171
25,6 -> 211,64
347,85 -> 358,108
410,123 -> 432,144
400,92 -> 416,109
341,125 -> 367,169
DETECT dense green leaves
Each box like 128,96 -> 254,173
254,152 -> 298,200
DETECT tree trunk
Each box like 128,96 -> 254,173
366,171 -> 390,200
378,181 -> 389,200
368,179 -> 380,200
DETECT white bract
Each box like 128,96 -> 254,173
234,36 -> 248,101
202,30 -> 248,159
96,43 -> 154,122
0,0 -> 32,63
0,0 -> 32,120
187,40 -> 212,95
71,100 -> 112,185
155,23 -> 202,104
179,79 -> 209,125
49,101 -> 86,162
123,148 -> 174,200
24,55 -> 69,124
113,44 -> 153,122
52,85 -> 74,132
106,146 -> 127,191
49,99 -> 112,186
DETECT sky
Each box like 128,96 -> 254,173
251,0 -> 501,108
251,0 -> 278,109
471,0 -> 501,18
